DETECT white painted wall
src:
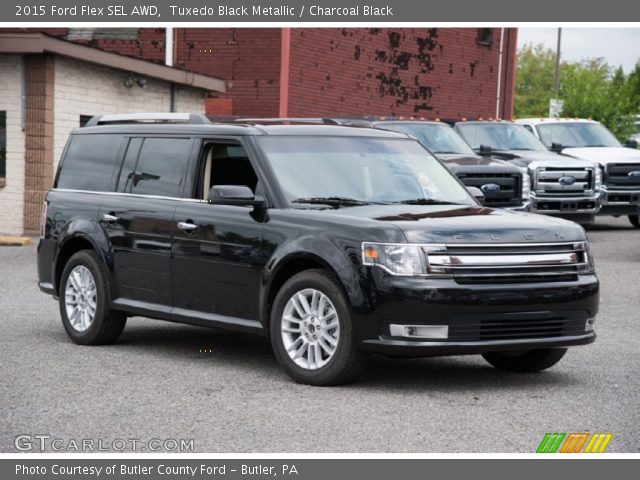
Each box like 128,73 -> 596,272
0,56 -> 26,236
53,56 -> 205,169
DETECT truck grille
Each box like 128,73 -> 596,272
535,167 -> 594,195
605,163 -> 640,188
427,242 -> 590,284
448,311 -> 587,341
457,173 -> 522,207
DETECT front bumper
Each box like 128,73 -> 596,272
504,200 -> 531,212
355,271 -> 599,357
599,187 -> 640,215
529,193 -> 601,214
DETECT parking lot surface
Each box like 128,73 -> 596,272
1,217 -> 639,453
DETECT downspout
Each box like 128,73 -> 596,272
495,27 -> 505,119
21,56 -> 26,131
279,28 -> 291,117
166,28 -> 177,112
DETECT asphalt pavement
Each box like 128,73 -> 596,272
1,216 -> 639,453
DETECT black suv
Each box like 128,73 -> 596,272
38,113 -> 599,385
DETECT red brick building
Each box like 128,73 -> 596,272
12,27 -> 518,120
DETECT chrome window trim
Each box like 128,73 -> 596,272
51,188 -> 206,203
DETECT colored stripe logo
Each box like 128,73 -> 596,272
537,432 -> 612,453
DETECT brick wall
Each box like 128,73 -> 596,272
52,56 -> 205,168
23,55 -> 55,236
0,56 -> 26,236
287,28 -> 518,119
174,28 -> 282,117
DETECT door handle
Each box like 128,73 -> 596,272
177,221 -> 198,232
102,213 -> 119,222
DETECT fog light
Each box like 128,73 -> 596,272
585,317 -> 596,332
389,324 -> 449,339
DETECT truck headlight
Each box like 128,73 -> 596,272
594,167 -> 602,191
520,168 -> 531,199
362,242 -> 449,277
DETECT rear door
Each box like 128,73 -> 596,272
99,136 -> 196,313
171,139 -> 266,327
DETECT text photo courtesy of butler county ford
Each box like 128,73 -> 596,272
1,27 -> 639,452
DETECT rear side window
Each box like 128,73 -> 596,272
56,134 -> 123,191
119,137 -> 192,197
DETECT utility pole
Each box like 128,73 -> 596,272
553,28 -> 562,97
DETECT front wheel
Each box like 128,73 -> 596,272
270,270 -> 368,386
482,348 -> 568,372
628,214 -> 640,228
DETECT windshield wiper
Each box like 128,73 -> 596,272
393,198 -> 458,205
292,196 -> 373,207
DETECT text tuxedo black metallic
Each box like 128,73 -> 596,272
37,115 -> 598,385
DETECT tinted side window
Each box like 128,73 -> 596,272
56,134 -> 123,191
122,138 -> 192,197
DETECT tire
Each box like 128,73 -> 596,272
628,215 -> 640,228
482,348 -> 568,372
59,250 -> 126,345
270,269 -> 369,386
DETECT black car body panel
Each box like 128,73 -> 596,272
38,119 -> 599,358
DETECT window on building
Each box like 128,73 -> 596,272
120,138 -> 192,197
476,28 -> 493,46
0,111 -> 6,187
79,115 -> 93,127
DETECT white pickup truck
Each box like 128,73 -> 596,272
517,118 -> 640,228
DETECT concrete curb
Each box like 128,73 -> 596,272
0,236 -> 34,246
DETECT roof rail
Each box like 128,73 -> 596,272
233,117 -> 341,125
84,113 -> 210,127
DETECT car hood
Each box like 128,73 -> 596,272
490,149 -> 596,168
561,147 -> 640,165
437,154 -> 521,173
324,204 -> 585,244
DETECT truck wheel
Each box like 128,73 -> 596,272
482,348 -> 567,372
59,250 -> 126,345
270,269 -> 369,386
628,215 -> 640,228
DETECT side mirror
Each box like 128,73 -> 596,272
625,139 -> 638,149
208,185 -> 264,207
478,144 -> 493,156
550,142 -> 564,153
466,186 -> 485,205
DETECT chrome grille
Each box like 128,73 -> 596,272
457,173 -> 522,207
427,242 -> 590,284
535,167 -> 594,195
605,163 -> 640,188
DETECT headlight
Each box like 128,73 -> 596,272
594,167 -> 602,191
576,240 -> 596,275
520,168 -> 531,199
362,242 -> 449,277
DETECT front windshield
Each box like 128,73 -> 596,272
379,123 -> 476,156
456,123 -> 547,151
537,122 -> 622,148
257,136 -> 473,206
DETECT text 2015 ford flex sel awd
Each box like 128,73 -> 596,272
37,114 -> 599,385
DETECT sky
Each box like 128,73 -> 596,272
517,28 -> 640,73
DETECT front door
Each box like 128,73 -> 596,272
171,141 -> 265,327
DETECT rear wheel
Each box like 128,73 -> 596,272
482,348 -> 567,372
270,270 -> 368,386
59,250 -> 126,345
628,215 -> 640,228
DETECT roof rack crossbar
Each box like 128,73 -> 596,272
85,113 -> 210,127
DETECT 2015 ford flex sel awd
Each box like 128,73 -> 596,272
37,114 -> 599,385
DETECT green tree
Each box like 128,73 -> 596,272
515,43 -> 637,140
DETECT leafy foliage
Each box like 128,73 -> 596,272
515,43 -> 640,140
